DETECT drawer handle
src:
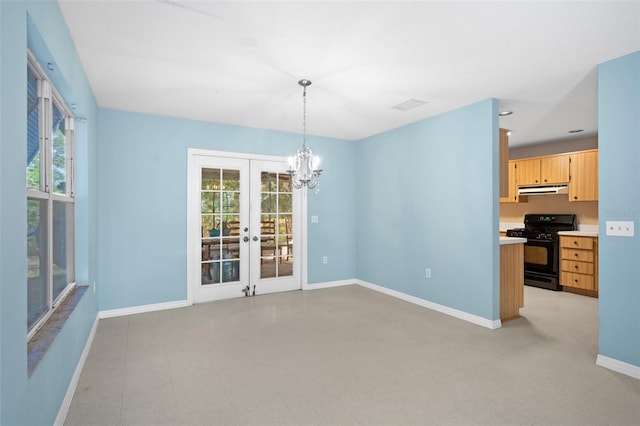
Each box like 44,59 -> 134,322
574,265 -> 579,269
573,241 -> 578,245
574,253 -> 579,257
574,279 -> 579,283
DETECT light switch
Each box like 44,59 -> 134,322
605,221 -> 635,237
311,215 -> 318,223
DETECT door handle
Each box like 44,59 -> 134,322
253,236 -> 259,241
243,236 -> 249,242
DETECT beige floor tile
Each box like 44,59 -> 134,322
65,285 -> 639,426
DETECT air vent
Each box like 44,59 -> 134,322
391,99 -> 427,111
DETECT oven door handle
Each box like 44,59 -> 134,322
525,239 -> 556,244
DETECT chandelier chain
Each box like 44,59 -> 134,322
302,84 -> 307,147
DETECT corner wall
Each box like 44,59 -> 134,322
355,99 -> 500,321
97,109 -> 357,311
0,1 -> 99,424
598,51 -> 640,368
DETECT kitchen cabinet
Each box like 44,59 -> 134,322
499,161 -> 523,203
501,149 -> 596,203
500,240 -> 524,321
499,128 -> 509,198
514,158 -> 540,186
569,150 -> 598,202
560,235 -> 598,296
515,155 -> 569,186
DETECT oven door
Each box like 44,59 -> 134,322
523,239 -> 558,276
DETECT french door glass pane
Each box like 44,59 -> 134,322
52,102 -> 67,194
27,198 -> 48,330
26,66 -> 40,191
260,172 -> 293,279
52,201 -> 74,300
201,168 -> 240,285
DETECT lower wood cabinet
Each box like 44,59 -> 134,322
500,242 -> 524,321
560,235 -> 598,296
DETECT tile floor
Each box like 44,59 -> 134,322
65,285 -> 639,425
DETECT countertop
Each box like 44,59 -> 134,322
557,230 -> 599,237
500,236 -> 527,245
500,223 -> 599,237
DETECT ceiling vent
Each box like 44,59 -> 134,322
391,99 -> 427,111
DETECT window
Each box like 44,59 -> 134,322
27,51 -> 75,339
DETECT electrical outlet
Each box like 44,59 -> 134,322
323,256 -> 328,264
606,221 -> 635,237
311,215 -> 319,223
425,268 -> 431,279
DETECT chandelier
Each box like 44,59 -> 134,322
288,79 -> 322,190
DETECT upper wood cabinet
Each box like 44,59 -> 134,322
499,129 -> 509,198
541,154 -> 570,184
515,158 -> 540,186
499,161 -> 522,203
569,150 -> 598,202
515,155 -> 569,186
501,149 -> 597,203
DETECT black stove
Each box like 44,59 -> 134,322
506,214 -> 576,239
506,214 -> 576,291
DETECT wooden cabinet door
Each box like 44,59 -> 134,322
500,161 -> 520,203
562,272 -> 595,291
515,158 -> 540,186
560,236 -> 594,250
499,129 -> 509,198
540,154 -> 569,184
569,151 -> 598,202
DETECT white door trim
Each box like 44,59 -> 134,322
186,148 -> 307,304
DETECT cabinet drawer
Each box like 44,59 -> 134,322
561,260 -> 594,275
561,272 -> 595,291
561,248 -> 594,262
560,236 -> 594,250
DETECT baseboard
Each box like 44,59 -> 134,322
303,278 -> 356,290
356,279 -> 502,330
54,313 -> 99,426
99,299 -> 191,319
596,354 -> 640,379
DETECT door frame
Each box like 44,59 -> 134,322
186,148 -> 309,304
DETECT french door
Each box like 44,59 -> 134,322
188,151 -> 302,303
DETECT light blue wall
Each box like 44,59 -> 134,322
0,0 -> 99,424
598,51 -> 640,368
97,109 -> 357,310
0,0 -> 635,421
355,99 -> 500,320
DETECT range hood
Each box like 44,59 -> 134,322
518,185 -> 569,195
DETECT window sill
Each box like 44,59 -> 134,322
27,286 -> 88,377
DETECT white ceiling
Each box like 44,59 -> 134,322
58,0 -> 640,146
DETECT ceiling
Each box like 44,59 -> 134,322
58,1 -> 640,146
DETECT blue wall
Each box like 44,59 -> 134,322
598,51 -> 640,368
97,109 -> 357,310
0,0 -> 636,421
355,99 -> 501,321
0,0 -> 99,424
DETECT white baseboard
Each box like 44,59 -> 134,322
596,354 -> 640,379
356,279 -> 502,330
54,313 -> 99,426
99,299 -> 191,319
303,278 -> 356,290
